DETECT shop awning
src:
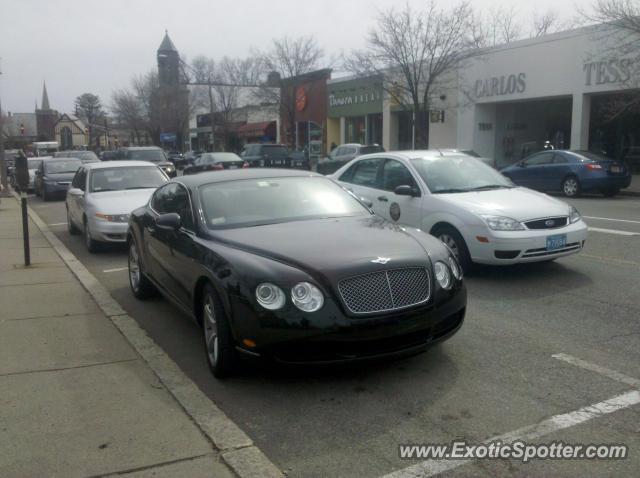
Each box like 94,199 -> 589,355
237,121 -> 277,139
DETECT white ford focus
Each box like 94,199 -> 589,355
332,151 -> 588,270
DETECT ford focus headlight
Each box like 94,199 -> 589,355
291,282 -> 324,312
569,206 -> 581,224
434,261 -> 452,290
481,215 -> 525,231
255,283 -> 285,310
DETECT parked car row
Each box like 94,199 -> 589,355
22,144 -> 604,379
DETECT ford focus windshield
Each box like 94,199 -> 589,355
411,156 -> 513,194
199,177 -> 368,228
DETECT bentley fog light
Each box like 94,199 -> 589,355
481,215 -> 525,231
434,261 -> 452,290
256,283 -> 285,310
448,256 -> 462,280
569,206 -> 581,224
291,282 -> 324,312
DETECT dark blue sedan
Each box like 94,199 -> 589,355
501,150 -> 632,197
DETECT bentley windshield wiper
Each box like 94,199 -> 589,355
467,185 -> 512,191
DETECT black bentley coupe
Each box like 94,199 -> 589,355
127,169 -> 466,377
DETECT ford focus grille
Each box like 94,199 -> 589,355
338,267 -> 431,315
525,216 -> 568,230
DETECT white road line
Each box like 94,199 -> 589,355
103,267 -> 128,273
383,390 -> 640,478
588,227 -> 638,236
584,216 -> 640,225
552,353 -> 640,389
48,222 -> 67,226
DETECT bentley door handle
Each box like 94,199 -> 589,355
377,196 -> 388,202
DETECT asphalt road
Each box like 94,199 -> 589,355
27,192 -> 640,478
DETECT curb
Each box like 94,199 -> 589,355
16,194 -> 283,478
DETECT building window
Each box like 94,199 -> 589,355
60,126 -> 72,150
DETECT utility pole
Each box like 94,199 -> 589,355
0,59 -> 9,196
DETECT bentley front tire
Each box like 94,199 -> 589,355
128,240 -> 157,299
202,283 -> 237,378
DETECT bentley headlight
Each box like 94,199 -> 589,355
481,215 -> 525,231
95,213 -> 130,223
448,256 -> 462,280
291,282 -> 324,312
434,261 -> 452,290
569,206 -> 581,224
255,283 -> 285,310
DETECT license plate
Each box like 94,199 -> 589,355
611,165 -> 622,173
228,165 -> 238,169
546,234 -> 567,251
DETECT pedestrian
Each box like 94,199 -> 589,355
330,142 -> 337,151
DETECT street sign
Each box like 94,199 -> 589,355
160,133 -> 177,142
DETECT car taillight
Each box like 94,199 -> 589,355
242,162 -> 249,169
210,163 -> 224,170
586,163 -> 602,170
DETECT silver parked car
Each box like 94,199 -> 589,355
65,160 -> 168,252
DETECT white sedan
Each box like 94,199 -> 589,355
66,161 -> 168,252
332,151 -> 588,270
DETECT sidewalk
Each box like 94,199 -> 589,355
0,197 -> 236,477
621,174 -> 640,196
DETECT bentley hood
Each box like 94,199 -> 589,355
211,216 -> 441,281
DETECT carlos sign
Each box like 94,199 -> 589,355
475,73 -> 526,99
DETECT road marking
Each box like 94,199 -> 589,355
552,353 -> 640,389
584,216 -> 640,225
103,267 -> 128,273
580,254 -> 640,267
48,222 -> 67,226
383,390 -> 640,478
588,227 -> 638,236
385,356 -> 640,478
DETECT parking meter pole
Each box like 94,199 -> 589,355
21,192 -> 30,266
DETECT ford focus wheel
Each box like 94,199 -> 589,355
432,225 -> 473,273
202,284 -> 237,378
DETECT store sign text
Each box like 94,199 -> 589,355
583,59 -> 632,86
475,73 -> 526,98
329,90 -> 382,108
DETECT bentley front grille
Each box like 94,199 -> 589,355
338,267 -> 431,315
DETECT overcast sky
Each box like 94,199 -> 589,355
1,0 -> 590,114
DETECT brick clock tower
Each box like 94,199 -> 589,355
156,31 -> 189,150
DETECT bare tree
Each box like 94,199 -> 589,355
254,36 -> 324,147
345,1 -> 477,148
532,10 -> 560,37
110,89 -> 145,144
190,55 -> 217,149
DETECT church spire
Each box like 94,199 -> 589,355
41,82 -> 51,110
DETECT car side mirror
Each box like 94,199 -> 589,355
519,161 -> 526,168
156,212 -> 181,230
394,185 -> 419,197
68,188 -> 84,197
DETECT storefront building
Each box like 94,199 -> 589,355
327,76 -> 383,150
453,23 -> 640,171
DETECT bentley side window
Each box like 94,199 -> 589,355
350,158 -> 382,188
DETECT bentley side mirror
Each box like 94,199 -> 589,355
68,188 -> 84,197
156,213 -> 181,230
394,185 -> 420,197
